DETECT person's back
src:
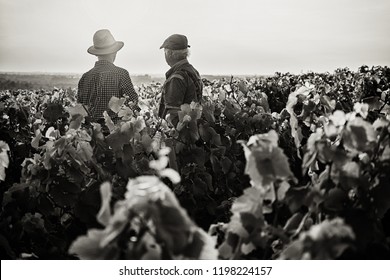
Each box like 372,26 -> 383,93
77,29 -> 138,122
167,59 -> 202,101
78,59 -> 137,120
158,34 -> 203,125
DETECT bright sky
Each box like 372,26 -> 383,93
0,0 -> 389,75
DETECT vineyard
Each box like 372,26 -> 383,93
0,65 -> 389,260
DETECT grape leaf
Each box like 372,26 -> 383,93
45,127 -> 57,140
324,188 -> 347,212
69,114 -> 84,130
276,181 -> 290,201
189,101 -> 203,120
178,120 -> 200,143
371,171 -> 390,218
381,145 -> 390,161
241,242 -> 256,255
279,218 -> 355,260
202,102 -> 215,123
353,103 -> 369,119
149,156 -> 169,171
221,156 -> 232,174
306,218 -> 355,241
219,89 -> 226,101
49,179 -> 80,207
106,130 -> 132,153
159,168 -> 181,184
242,144 -> 293,187
238,80 -> 248,94
133,117 -> 146,133
68,229 -> 119,260
31,129 -> 42,149
92,123 -> 105,140
125,176 -> 218,259
218,187 -> 267,259
192,230 -> 219,260
286,86 -> 312,151
103,111 -> 116,132
138,232 -> 162,260
21,213 -> 46,234
141,133 -> 153,153
77,142 -> 93,162
67,104 -> 88,118
343,117 -> 377,153
227,187 -> 264,239
218,233 -> 238,259
43,103 -> 65,122
320,95 -> 336,113
223,101 -> 240,120
329,110 -> 347,127
108,96 -> 125,113
118,106 -> 133,120
246,130 -> 279,148
0,141 -> 10,181
97,182 -> 112,227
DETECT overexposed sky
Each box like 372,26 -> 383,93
0,0 -> 389,75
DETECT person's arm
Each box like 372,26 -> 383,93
76,74 -> 93,122
77,75 -> 87,105
121,70 -> 139,110
164,74 -> 186,124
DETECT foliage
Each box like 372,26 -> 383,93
0,65 -> 389,259
69,150 -> 218,260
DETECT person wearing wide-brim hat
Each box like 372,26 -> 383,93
77,29 -> 138,125
158,34 -> 203,126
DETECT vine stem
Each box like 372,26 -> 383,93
291,212 -> 310,240
232,238 -> 243,260
372,124 -> 387,162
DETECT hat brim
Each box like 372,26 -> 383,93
88,41 -> 124,55
159,43 -> 190,49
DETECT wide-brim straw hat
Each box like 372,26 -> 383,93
87,29 -> 124,55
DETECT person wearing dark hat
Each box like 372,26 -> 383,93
158,34 -> 203,126
77,29 -> 138,123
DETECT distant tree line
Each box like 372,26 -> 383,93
0,77 -> 34,90
0,73 -> 262,91
0,73 -> 160,90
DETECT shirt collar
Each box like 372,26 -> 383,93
95,60 -> 114,66
166,59 -> 189,77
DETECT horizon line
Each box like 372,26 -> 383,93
1,64 -> 388,77
0,70 -> 272,77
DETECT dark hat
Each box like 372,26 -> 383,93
160,34 -> 190,50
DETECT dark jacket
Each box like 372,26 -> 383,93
158,59 -> 203,123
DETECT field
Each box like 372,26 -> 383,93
0,65 -> 389,260
0,73 -> 238,90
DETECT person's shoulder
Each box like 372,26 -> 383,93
179,63 -> 200,75
81,67 -> 93,75
79,69 -> 91,82
80,65 -> 98,77
169,71 -> 187,83
113,65 -> 130,75
188,64 -> 201,76
177,66 -> 201,81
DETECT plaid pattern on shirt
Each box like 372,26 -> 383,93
77,60 -> 138,120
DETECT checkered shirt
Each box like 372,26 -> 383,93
77,60 -> 138,120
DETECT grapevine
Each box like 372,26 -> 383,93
0,65 -> 389,259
